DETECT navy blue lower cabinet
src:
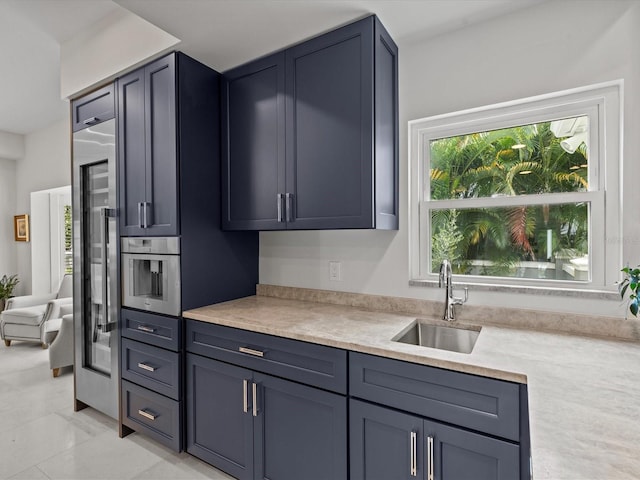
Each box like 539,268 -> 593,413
428,418 -> 519,480
253,372 -> 347,480
350,399 -> 423,480
350,399 -> 519,480
186,354 -> 254,480
186,353 -> 347,480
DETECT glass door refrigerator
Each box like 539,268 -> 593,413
72,114 -> 119,420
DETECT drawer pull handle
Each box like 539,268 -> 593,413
83,116 -> 99,125
138,409 -> 157,421
137,362 -> 156,372
243,379 -> 249,413
239,347 -> 264,357
427,436 -> 434,480
410,431 -> 417,476
137,325 -> 156,333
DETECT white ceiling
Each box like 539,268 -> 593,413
0,0 -> 546,137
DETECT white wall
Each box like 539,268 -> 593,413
61,8 -> 179,99
15,118 -> 71,295
0,131 -> 24,160
260,0 -> 640,317
0,158 -> 17,279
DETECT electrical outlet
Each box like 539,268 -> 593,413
329,261 -> 342,281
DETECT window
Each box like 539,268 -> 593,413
409,82 -> 622,290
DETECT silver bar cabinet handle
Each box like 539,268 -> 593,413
83,116 -> 99,125
137,362 -> 156,372
252,382 -> 258,417
138,409 -> 156,421
277,193 -> 284,222
143,202 -> 149,228
239,346 -> 264,357
137,325 -> 155,333
427,436 -> 434,480
410,431 -> 417,477
243,379 -> 249,413
285,193 -> 293,222
137,202 -> 144,228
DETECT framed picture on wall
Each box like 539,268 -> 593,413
14,214 -> 30,242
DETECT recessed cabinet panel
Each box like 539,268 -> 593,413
118,70 -> 147,234
222,53 -> 285,230
146,58 -> 177,233
286,32 -> 371,226
254,373 -> 348,480
350,399 -> 423,480
186,354 -> 253,480
71,84 -> 114,132
430,420 -> 520,480
121,379 -> 181,451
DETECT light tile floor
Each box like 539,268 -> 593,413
0,341 -> 233,480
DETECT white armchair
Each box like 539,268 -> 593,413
48,303 -> 74,377
0,274 -> 73,348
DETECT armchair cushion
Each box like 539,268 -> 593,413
0,305 -> 47,326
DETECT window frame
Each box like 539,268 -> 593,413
409,81 -> 622,291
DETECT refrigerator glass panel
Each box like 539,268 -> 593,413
82,161 -> 111,375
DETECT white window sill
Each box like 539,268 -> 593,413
409,279 -> 619,300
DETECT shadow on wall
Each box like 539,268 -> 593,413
260,229 -> 399,291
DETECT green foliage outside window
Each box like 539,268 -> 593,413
429,119 -> 589,278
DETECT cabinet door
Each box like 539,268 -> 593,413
144,55 -> 178,235
72,83 -> 114,132
222,53 -> 286,231
118,68 -> 147,236
186,354 -> 253,480
350,399 -> 423,480
253,373 -> 347,480
285,17 -> 374,229
427,420 -> 520,480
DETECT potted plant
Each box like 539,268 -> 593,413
0,274 -> 19,312
619,266 -> 640,316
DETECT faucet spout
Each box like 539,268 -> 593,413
438,260 -> 467,321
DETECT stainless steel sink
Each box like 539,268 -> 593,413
393,322 -> 480,354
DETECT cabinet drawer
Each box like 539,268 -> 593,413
121,309 -> 180,351
186,321 -> 347,394
121,380 -> 181,451
121,338 -> 180,400
349,352 -> 520,441
72,83 -> 115,132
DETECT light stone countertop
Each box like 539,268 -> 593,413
183,292 -> 640,480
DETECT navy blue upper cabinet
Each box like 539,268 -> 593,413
222,52 -> 285,231
222,15 -> 398,231
118,54 -> 178,236
71,83 -> 114,132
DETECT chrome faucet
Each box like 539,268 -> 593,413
438,260 -> 468,321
